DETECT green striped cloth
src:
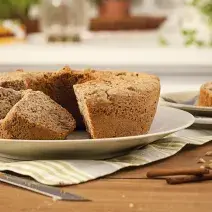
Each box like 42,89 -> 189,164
0,129 -> 211,186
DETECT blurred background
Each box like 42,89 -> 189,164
0,0 -> 211,92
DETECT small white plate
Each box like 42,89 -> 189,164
0,106 -> 194,160
160,91 -> 212,117
192,116 -> 212,129
195,116 -> 212,125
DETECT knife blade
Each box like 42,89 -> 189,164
0,172 -> 90,201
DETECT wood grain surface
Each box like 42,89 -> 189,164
0,142 -> 212,212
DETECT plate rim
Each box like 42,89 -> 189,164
161,90 -> 212,112
195,116 -> 212,125
0,106 -> 195,144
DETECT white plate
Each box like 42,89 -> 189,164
160,91 -> 212,117
0,106 -> 194,160
192,116 -> 212,129
195,116 -> 212,125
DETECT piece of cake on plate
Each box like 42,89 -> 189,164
74,76 -> 160,139
0,67 -> 160,139
198,82 -> 212,107
0,90 -> 76,140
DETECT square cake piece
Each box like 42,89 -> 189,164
74,77 -> 160,139
0,90 -> 76,140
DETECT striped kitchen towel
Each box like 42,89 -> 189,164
0,128 -> 211,186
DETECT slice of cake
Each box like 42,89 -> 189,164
0,69 -> 31,90
0,67 -> 96,129
0,90 -> 76,140
198,82 -> 212,107
74,77 -> 160,139
24,66 -> 96,129
0,87 -> 22,119
0,69 -> 53,91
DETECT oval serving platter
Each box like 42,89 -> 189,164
0,106 -> 194,160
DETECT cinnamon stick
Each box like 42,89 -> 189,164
146,168 -> 209,178
166,173 -> 212,185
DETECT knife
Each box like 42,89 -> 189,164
0,172 -> 90,201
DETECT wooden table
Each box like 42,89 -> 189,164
90,16 -> 165,31
1,142 -> 212,212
